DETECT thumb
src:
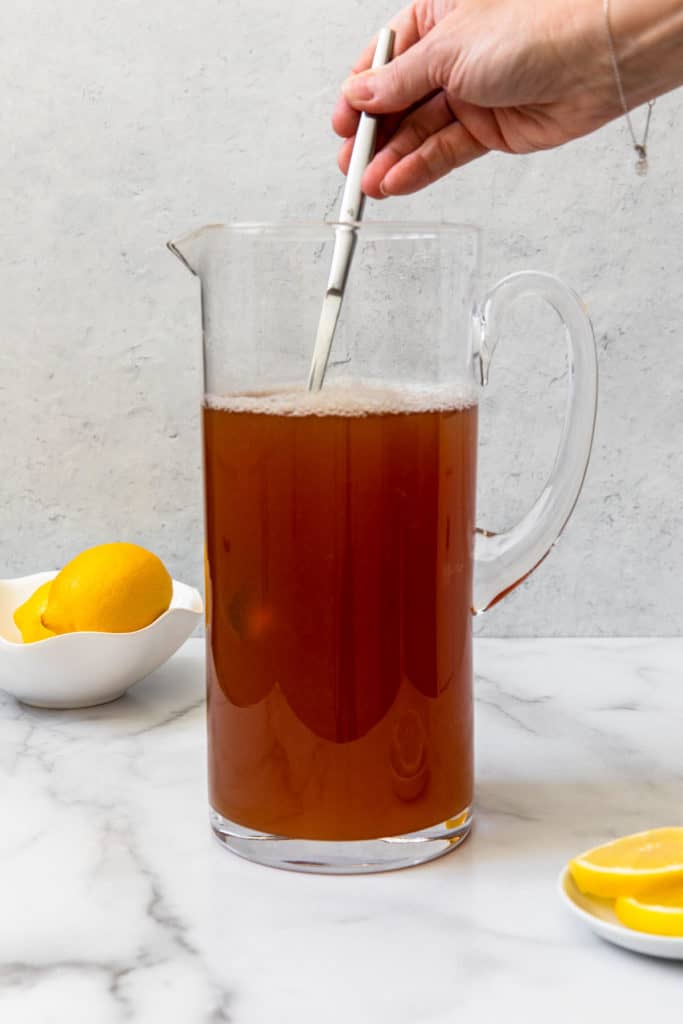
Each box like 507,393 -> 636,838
342,35 -> 441,114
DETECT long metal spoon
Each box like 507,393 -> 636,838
307,27 -> 395,391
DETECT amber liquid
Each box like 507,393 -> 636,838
203,385 -> 478,841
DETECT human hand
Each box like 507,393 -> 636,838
333,0 -> 621,197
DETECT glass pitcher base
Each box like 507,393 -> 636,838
209,806 -> 472,874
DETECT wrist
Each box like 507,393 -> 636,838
609,0 -> 683,106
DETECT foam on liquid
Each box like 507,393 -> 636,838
204,379 -> 478,417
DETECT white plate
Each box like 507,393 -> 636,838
0,571 -> 203,709
559,867 -> 683,960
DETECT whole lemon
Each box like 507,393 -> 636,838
14,581 -> 57,643
42,543 -> 173,634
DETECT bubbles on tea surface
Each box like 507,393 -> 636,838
204,379 -> 479,417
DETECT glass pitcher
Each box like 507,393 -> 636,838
169,221 -> 597,874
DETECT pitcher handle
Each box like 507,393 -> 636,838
472,271 -> 598,614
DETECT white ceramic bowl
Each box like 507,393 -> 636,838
0,571 -> 203,709
559,867 -> 683,960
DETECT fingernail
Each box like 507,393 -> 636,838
342,73 -> 375,103
379,178 -> 392,197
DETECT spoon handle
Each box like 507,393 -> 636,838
337,26 -> 395,229
307,27 -> 395,391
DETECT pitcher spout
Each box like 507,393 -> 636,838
167,223 -> 224,277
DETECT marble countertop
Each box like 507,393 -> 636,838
2,638 -> 682,1022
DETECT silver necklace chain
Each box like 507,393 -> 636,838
603,0 -> 656,175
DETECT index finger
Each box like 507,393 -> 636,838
331,3 -> 423,138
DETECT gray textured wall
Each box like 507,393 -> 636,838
1,0 -> 681,636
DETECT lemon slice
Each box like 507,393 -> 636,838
616,884 -> 683,937
569,828 -> 683,898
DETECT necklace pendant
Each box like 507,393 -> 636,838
635,145 -> 648,176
